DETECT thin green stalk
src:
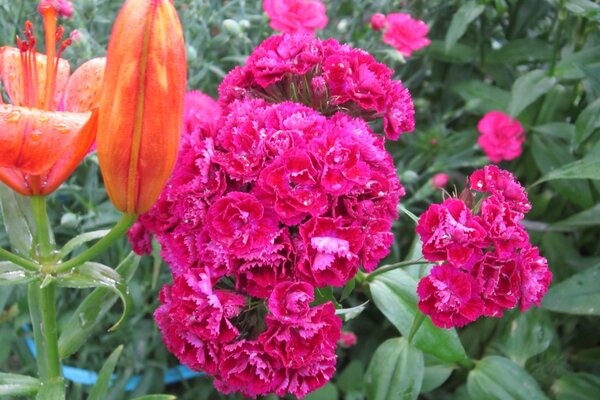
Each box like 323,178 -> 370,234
549,0 -> 565,76
365,260 -> 430,282
31,196 -> 53,263
55,214 -> 137,273
0,247 -> 39,271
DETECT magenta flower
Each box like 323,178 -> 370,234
263,0 -> 328,34
432,173 -> 449,189
382,13 -> 431,57
417,264 -> 484,328
267,281 -> 315,324
370,13 -> 387,31
477,111 -> 525,163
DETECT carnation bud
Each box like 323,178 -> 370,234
370,13 -> 387,31
222,19 -> 242,37
97,0 -> 187,214
432,173 -> 449,189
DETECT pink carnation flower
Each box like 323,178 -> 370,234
267,281 -> 314,324
519,246 -> 552,311
432,173 -> 449,189
339,331 -> 357,347
477,111 -> 525,163
39,0 -> 74,18
472,254 -> 521,317
382,13 -> 431,57
469,165 -> 531,215
417,264 -> 484,328
263,0 -> 328,34
370,13 -> 387,31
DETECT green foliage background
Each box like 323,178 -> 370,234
1,0 -> 600,399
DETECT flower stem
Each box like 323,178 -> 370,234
365,260 -> 430,282
31,196 -> 54,263
55,214 -> 137,273
549,0 -> 565,76
29,196 -> 64,399
0,247 -> 39,271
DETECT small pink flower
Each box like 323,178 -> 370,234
417,264 -> 484,328
477,111 -> 525,163
382,13 -> 431,57
205,192 -> 278,256
370,13 -> 387,31
339,331 -> 357,347
263,0 -> 328,34
469,165 -> 531,215
268,281 -> 315,323
519,246 -> 552,311
471,254 -> 521,317
432,173 -> 449,189
128,221 -> 153,255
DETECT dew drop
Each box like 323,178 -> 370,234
5,109 -> 21,123
38,113 -> 49,123
53,123 -> 71,134
30,129 -> 42,142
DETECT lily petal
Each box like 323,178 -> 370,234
0,104 -> 91,175
0,46 -> 70,109
63,57 -> 106,112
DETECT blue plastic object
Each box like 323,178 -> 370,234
23,326 -> 203,391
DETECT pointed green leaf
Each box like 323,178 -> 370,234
335,300 -> 369,321
87,345 -> 123,400
0,261 -> 33,285
445,1 -> 485,51
532,158 -> 600,186
0,183 -> 35,256
487,39 -> 552,64
366,337 -> 424,400
552,372 -> 600,400
555,46 -> 600,79
0,372 -> 40,397
421,354 -> 454,393
58,253 -> 140,358
130,396 -> 177,400
58,229 -> 111,259
542,263 -> 600,315
467,356 -> 549,400
508,70 -> 556,117
369,269 -> 467,363
575,98 -> 600,147
492,309 -> 554,366
553,203 -> 600,229
452,80 -> 510,114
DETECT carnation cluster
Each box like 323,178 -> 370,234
416,165 -> 552,328
131,34 -> 413,398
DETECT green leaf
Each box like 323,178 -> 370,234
130,396 -> 177,400
0,372 -> 40,397
35,379 -> 64,400
445,1 -> 485,51
467,356 -> 549,400
575,98 -> 600,147
428,41 -> 476,63
486,39 -> 552,64
365,337 -> 424,400
452,80 -> 510,114
0,183 -> 35,256
303,383 -> 339,400
339,278 -> 355,302
336,360 -> 365,394
492,309 -> 554,366
0,261 -> 33,285
508,70 -> 556,117
552,203 -> 600,229
552,373 -> 600,400
555,46 -> 600,80
563,0 -> 600,20
58,252 -> 140,358
369,269 -> 467,363
532,122 -> 575,141
87,345 -> 123,400
335,300 -> 369,321
542,263 -> 600,315
58,229 -> 111,259
421,354 -> 454,393
533,158 -> 600,186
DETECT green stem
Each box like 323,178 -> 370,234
31,196 -> 53,263
407,312 -> 426,344
549,0 -> 565,76
0,247 -> 39,271
365,260 -> 430,282
398,204 -> 419,224
55,214 -> 137,274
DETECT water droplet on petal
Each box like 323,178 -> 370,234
38,113 -> 49,123
53,123 -> 71,134
30,129 -> 42,142
5,109 -> 21,123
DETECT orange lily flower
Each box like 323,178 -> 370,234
0,4 -> 105,196
97,0 -> 186,215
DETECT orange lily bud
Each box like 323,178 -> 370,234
97,0 -> 187,215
